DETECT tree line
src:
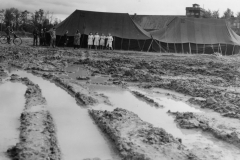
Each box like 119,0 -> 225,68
203,8 -> 240,19
0,8 -> 61,33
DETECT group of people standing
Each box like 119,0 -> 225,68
87,32 -> 113,50
32,28 -> 48,46
48,28 -> 114,50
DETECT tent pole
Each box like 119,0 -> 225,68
189,43 -> 191,54
203,44 -> 205,54
114,36 -> 115,50
137,40 -> 141,51
142,40 -> 146,51
167,43 -> 169,53
219,44 -> 222,55
232,45 -> 235,55
196,44 -> 198,54
159,41 -> 161,53
121,38 -> 123,50
174,43 -> 177,53
147,39 -> 153,52
225,44 -> 227,56
128,39 -> 130,51
181,43 -> 184,54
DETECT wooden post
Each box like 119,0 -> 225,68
196,44 -> 198,54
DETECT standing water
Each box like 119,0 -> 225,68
10,70 -> 120,160
90,85 -> 240,160
0,82 -> 26,160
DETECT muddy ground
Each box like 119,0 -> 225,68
1,39 -> 240,159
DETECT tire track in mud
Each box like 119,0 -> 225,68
7,75 -> 61,160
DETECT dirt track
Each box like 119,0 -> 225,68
1,40 -> 240,159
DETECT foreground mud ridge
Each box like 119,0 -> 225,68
7,75 -> 61,160
89,108 -> 199,160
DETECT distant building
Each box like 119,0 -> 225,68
186,4 -> 205,18
227,17 -> 240,35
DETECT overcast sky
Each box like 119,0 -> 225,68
1,0 -> 240,20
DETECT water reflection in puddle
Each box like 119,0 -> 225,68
10,70 -> 120,160
0,82 -> 26,160
90,85 -> 240,160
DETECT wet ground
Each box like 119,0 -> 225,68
1,43 -> 240,159
0,82 -> 26,160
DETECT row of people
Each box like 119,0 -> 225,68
33,27 -> 48,46
87,32 -> 113,50
49,28 -> 114,50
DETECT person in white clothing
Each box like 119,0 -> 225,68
93,32 -> 100,50
88,32 -> 94,49
99,33 -> 106,50
106,33 -> 113,50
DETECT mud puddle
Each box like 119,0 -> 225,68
65,65 -> 90,79
0,82 -> 26,160
90,85 -> 240,160
9,70 -> 120,160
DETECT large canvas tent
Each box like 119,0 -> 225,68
54,10 -> 153,51
150,17 -> 240,55
131,15 -> 183,31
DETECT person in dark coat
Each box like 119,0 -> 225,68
63,30 -> 68,48
74,30 -> 81,49
5,26 -> 13,44
43,28 -> 47,46
33,27 -> 38,46
39,29 -> 44,46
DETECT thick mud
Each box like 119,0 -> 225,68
89,108 -> 198,160
9,70 -> 120,160
2,44 -> 240,159
6,76 -> 61,160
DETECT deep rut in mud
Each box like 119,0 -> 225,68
9,70 -> 120,160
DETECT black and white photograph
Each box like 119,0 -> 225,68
1,0 -> 240,159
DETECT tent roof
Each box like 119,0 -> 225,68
131,15 -> 185,31
150,17 -> 240,45
55,10 -> 151,40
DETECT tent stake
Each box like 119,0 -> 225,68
147,39 -> 153,52
159,41 -> 161,53
232,45 -> 235,55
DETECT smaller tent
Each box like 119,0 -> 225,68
54,10 -> 153,51
150,17 -> 240,55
